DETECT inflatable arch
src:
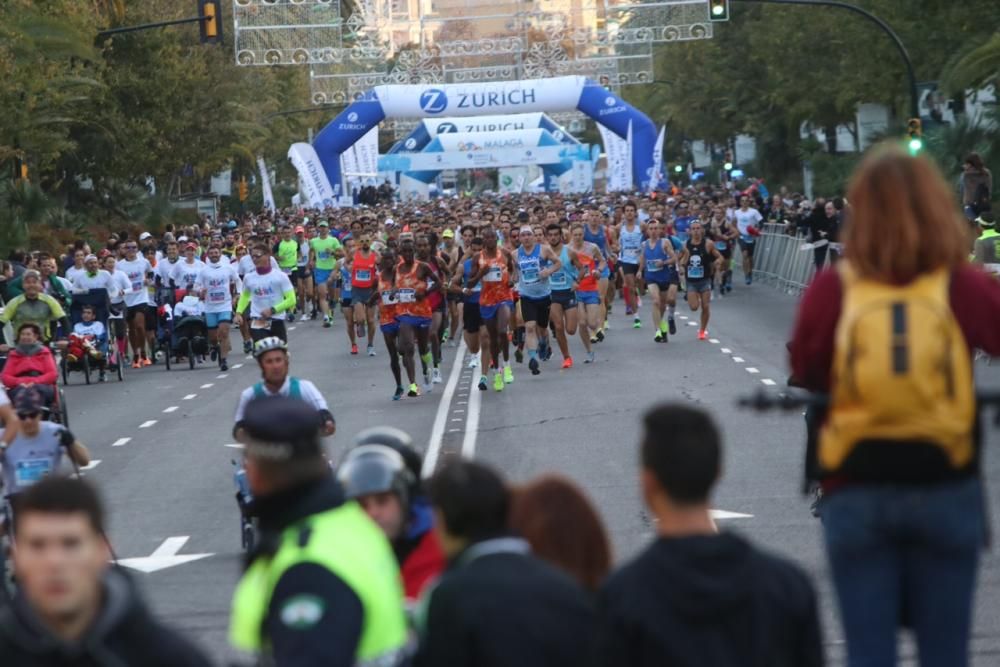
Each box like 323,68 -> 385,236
312,76 -> 657,193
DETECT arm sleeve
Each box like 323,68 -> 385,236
236,289 -> 251,314
265,562 -> 364,667
273,287 -> 296,315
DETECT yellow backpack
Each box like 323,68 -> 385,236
819,263 -> 975,474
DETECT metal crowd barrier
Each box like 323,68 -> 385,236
743,223 -> 822,296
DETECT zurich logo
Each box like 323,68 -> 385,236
420,89 -> 448,114
347,112 -> 358,122
404,138 -> 417,149
553,130 -> 563,140
436,122 -> 458,133
605,96 -> 617,106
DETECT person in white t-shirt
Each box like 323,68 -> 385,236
115,241 -> 154,368
196,246 -> 241,371
69,255 -> 115,293
170,243 -> 206,292
733,195 -> 763,285
64,249 -> 88,285
102,254 -> 130,365
0,387 -> 19,449
155,241 -> 181,289
235,244 -> 296,343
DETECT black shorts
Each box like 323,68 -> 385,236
463,301 -> 483,333
520,295 -> 552,328
108,318 -> 126,340
550,290 -> 577,310
621,263 -> 640,276
739,239 -> 755,257
250,319 -> 288,343
126,304 -> 153,329
447,292 -> 462,304
647,280 -> 672,292
292,267 -> 311,285
352,287 -> 374,305
341,298 -> 353,309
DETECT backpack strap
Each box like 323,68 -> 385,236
252,382 -> 264,399
288,377 -> 301,399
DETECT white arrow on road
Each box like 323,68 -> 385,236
710,510 -> 754,520
117,536 -> 213,574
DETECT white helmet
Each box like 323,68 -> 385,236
253,336 -> 287,359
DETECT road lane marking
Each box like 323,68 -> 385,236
461,373 -> 483,459
709,338 -> 720,344
79,460 -> 101,471
288,326 -> 296,331
224,443 -> 245,449
111,437 -> 131,447
422,340 -> 468,478
200,383 -> 214,388
118,536 -> 213,574
183,394 -> 196,400
232,363 -> 244,369
746,367 -> 760,374
139,420 -> 157,428
761,378 -> 777,386
732,357 -> 744,363
710,510 -> 754,520
163,406 -> 179,413
687,321 -> 698,326
721,348 -> 732,354
217,373 -> 228,379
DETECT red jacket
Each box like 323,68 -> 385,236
2,345 -> 58,388
401,529 -> 446,600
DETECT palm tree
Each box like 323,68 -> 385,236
941,32 -> 1000,93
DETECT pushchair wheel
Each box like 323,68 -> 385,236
187,340 -> 195,370
83,355 -> 91,385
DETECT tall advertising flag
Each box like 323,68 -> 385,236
287,143 -> 336,209
257,157 -> 276,211
648,125 -> 666,193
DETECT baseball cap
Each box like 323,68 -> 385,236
978,213 -> 996,228
184,242 -> 198,251
139,231 -> 152,241
442,229 -> 455,238
240,397 -> 324,461
384,218 -> 395,227
295,226 -> 305,233
318,220 -> 329,227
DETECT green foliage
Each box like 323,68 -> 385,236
0,0 -> 312,255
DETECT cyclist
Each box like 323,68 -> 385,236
0,270 -> 70,348
234,244 -> 296,343
1,323 -> 59,408
233,337 -> 335,439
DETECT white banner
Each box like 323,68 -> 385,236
570,160 -> 594,194
380,145 -> 584,172
435,129 -> 552,152
375,76 -> 584,118
256,157 -> 275,211
424,113 -> 545,138
210,169 -> 232,197
599,123 -> 632,192
288,142 -> 336,209
498,167 -> 532,194
354,127 -> 379,184
649,125 -> 665,192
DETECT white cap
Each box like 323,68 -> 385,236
384,218 -> 395,226
139,231 -> 152,240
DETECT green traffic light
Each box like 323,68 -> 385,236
712,4 -> 725,15
674,165 -> 683,173
908,138 -> 923,154
724,161 -> 733,171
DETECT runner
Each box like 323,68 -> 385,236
394,236 -> 437,397
515,226 -> 560,377
293,226 -> 314,322
443,229 -> 463,347
544,223 -> 580,369
678,220 -> 724,340
734,195 -> 763,285
337,239 -> 358,352
569,224 -> 606,364
468,225 -> 516,392
637,219 -> 679,343
309,221 -> 343,328
417,233 -> 450,384
170,243 -> 205,292
351,232 -> 379,357
450,236 -> 490,390
615,201 -> 645,329
116,242 -> 155,368
273,226 -> 299,314
196,246 -> 241,371
710,209 -> 739,294
373,250 -> 404,400
235,244 -> 296,343
582,209 -> 613,339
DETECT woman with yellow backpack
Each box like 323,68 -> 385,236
790,145 -> 1000,667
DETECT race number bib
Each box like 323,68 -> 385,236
484,266 -> 502,283
688,265 -> 704,279
355,269 -> 371,282
397,288 -> 416,303
550,272 -> 568,289
15,459 -> 52,487
251,319 -> 270,329
716,241 -> 728,251
380,291 -> 398,305
208,289 -> 227,304
648,259 -> 663,271
522,268 -> 539,284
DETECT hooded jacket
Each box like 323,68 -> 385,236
592,532 -> 822,667
2,342 -> 58,388
0,568 -> 213,666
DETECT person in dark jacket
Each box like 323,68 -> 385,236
592,404 -> 823,667
0,477 -> 213,666
415,460 -> 596,667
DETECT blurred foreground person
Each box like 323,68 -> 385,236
791,146 -> 1000,666
229,397 -> 407,666
0,477 -> 213,666
509,474 -> 611,593
593,404 -> 822,667
416,460 -> 595,667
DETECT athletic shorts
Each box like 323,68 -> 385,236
126,304 -> 154,329
447,292 -> 462,304
620,262 -> 639,276
250,319 -> 287,343
576,290 -> 600,305
687,278 -> 712,294
739,239 -> 755,257
479,300 -> 513,321
205,312 -> 232,329
314,268 -> 333,285
463,301 -> 483,333
340,298 -> 353,309
600,265 -> 611,279
520,295 -> 552,328
550,290 -> 577,310
352,287 -> 374,305
646,280 -> 672,292
108,317 -> 126,339
380,322 -> 399,335
397,314 -> 431,329
292,267 -> 311,285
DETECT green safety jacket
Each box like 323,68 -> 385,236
229,500 -> 408,665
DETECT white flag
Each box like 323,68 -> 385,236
256,157 -> 275,211
288,143 -> 336,209
648,125 -> 666,193
598,124 -> 632,192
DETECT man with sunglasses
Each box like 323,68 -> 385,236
1,390 -> 89,512
235,245 -> 296,344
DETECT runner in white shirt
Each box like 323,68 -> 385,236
170,243 -> 206,291
196,246 -> 242,371
238,250 -> 279,277
69,255 -> 115,293
235,244 -> 296,343
101,254 -> 130,367
733,195 -> 764,285
115,241 -> 154,368
155,241 -> 181,288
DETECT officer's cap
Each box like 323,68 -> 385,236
241,397 -> 323,461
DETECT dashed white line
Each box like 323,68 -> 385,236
163,406 -> 179,413
709,338 -> 720,344
761,378 -> 777,386
732,357 -> 745,363
288,326 -> 296,331
687,321 -> 698,327
111,437 -> 131,447
224,443 -> 245,449
200,383 -> 214,389
461,370 -> 483,459
232,363 -> 244,369
217,374 -> 228,379
746,367 -> 760,374
721,348 -> 732,354
448,428 -> 461,433
679,315 -> 689,320
139,420 -> 157,429
183,394 -> 197,400
79,460 -> 102,471
450,418 -> 462,422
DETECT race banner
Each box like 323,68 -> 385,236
256,157 -> 275,211
599,122 -> 631,192
648,125 -> 666,192
288,142 -> 336,209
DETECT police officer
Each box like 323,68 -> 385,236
229,397 -> 408,666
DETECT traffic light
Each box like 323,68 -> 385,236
238,176 -> 248,202
723,150 -> 734,171
709,0 -> 730,22
199,0 -> 222,45
673,164 -> 684,174
906,118 -> 923,155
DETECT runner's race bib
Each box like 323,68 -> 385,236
381,292 -> 398,305
522,268 -> 539,284
716,241 -> 728,251
688,265 -> 704,279
251,319 -> 270,329
648,259 -> 663,271
355,269 -> 371,282
397,288 -> 416,303
15,459 -> 52,487
550,272 -> 568,288
484,267 -> 502,283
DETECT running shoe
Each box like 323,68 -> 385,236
432,368 -> 443,384
467,356 -> 479,369
654,331 -> 664,343
243,340 -> 252,354
745,275 -> 752,285
668,318 -> 677,335
493,372 -> 504,392
210,346 -> 218,362
310,310 -> 319,320
698,329 -> 708,341
596,329 -> 605,342
442,328 -> 450,342
478,376 -> 488,391
561,357 -> 573,369
367,345 -> 376,357
407,383 -> 419,397
323,317 -> 332,329
300,313 -> 309,322
393,386 -> 404,401
633,317 -> 642,329
132,360 -> 142,369
585,351 -> 596,364
503,366 -> 514,384
141,358 -> 152,367
529,357 -> 540,375
220,358 -> 228,371
625,307 -> 633,316
98,371 -> 107,383
423,370 -> 433,392
514,348 -> 524,364
351,343 -> 359,355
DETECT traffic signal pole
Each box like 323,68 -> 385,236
731,0 -> 919,120
97,16 -> 208,38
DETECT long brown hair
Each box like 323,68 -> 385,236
843,145 -> 968,283
508,475 -> 611,592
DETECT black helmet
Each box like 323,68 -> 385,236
354,426 -> 422,486
336,445 -> 415,510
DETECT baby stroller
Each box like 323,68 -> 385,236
153,286 -> 177,370
62,289 -> 125,385
170,294 -> 210,371
231,460 -> 257,552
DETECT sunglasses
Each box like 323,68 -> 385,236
251,253 -> 265,259
17,411 -> 41,420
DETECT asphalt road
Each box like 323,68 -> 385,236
57,284 -> 1000,666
